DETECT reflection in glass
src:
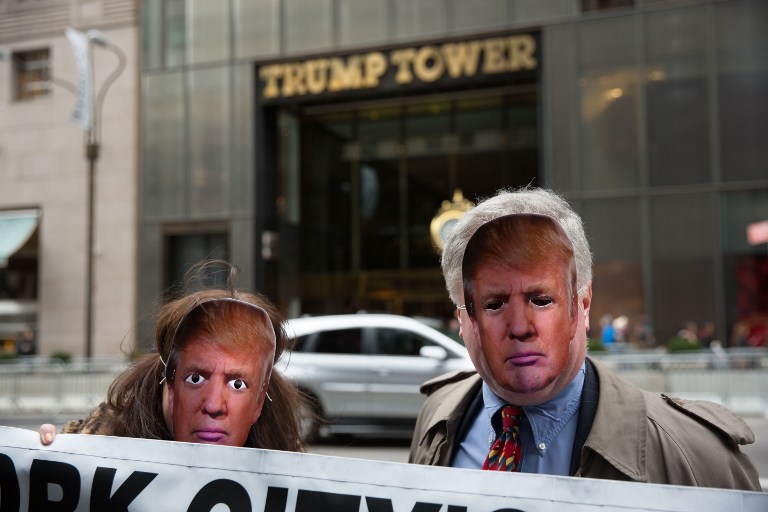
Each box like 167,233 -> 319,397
650,195 -> 716,344
722,190 -> 768,348
358,107 -> 401,271
284,0 -> 334,53
646,60 -> 709,186
716,0 -> 768,182
578,67 -> 639,190
142,73 -> 185,217
234,0 -> 280,59
577,17 -> 639,191
166,0 -> 186,67
406,101 -> 451,269
646,8 -> 710,186
165,233 -> 228,292
581,199 -> 646,346
187,0 -> 229,64
189,68 -> 230,216
142,0 -> 162,69
339,0 -> 388,46
277,91 -> 540,318
392,0 -> 447,39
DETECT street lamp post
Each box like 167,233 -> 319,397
66,28 -> 126,358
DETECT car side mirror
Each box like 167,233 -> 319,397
419,345 -> 448,360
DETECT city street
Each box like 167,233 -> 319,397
3,413 -> 767,489
3,1 -> 767,506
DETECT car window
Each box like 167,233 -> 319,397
292,335 -> 307,352
373,328 -> 430,356
310,328 -> 364,354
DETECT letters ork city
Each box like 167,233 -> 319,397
1,427 -> 766,511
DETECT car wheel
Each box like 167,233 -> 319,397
298,390 -> 323,444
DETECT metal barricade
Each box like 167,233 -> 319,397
590,348 -> 768,417
0,349 -> 766,417
0,357 -> 129,414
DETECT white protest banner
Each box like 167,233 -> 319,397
65,27 -> 92,130
0,426 -> 765,511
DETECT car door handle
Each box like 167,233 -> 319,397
377,369 -> 392,376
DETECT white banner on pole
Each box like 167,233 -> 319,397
65,27 -> 92,131
0,426 -> 765,511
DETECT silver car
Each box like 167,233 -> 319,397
277,314 -> 473,439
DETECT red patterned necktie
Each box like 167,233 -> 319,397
483,405 -> 523,471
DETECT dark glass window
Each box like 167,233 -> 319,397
717,0 -> 768,182
358,106 -> 402,271
234,0 -> 280,58
277,90 -> 539,317
188,0 -> 229,63
165,0 -> 186,66
12,48 -> 50,101
293,335 -> 307,352
142,0 -> 185,69
0,210 -> 39,355
406,101 -> 452,269
284,0 -> 334,54
312,328 -> 363,354
374,328 -> 428,356
545,25 -> 575,192
142,72 -> 185,217
722,190 -> 768,348
581,198 -> 647,345
577,17 -> 639,191
645,8 -> 710,187
580,0 -> 634,12
189,67 -> 230,216
339,0 -> 388,46
650,194 -> 716,344
164,231 -> 228,292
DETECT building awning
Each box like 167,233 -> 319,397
0,209 -> 40,268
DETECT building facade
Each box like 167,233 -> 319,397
138,0 -> 768,349
0,0 -> 138,357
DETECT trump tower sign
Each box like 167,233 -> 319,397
257,32 -> 540,104
0,427 -> 766,512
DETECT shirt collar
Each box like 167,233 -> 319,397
482,362 -> 585,451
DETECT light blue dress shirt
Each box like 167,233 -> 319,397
452,362 -> 585,475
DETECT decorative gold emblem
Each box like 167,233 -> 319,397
430,189 -> 474,253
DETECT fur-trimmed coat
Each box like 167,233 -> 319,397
61,402 -> 129,436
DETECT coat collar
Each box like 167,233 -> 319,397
583,356 -> 648,481
419,371 -> 481,447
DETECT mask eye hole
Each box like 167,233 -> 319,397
484,300 -> 504,311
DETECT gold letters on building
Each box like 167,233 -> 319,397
259,34 -> 537,100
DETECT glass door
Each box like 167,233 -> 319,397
276,87 -> 540,325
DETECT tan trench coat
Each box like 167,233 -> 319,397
408,357 -> 761,491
